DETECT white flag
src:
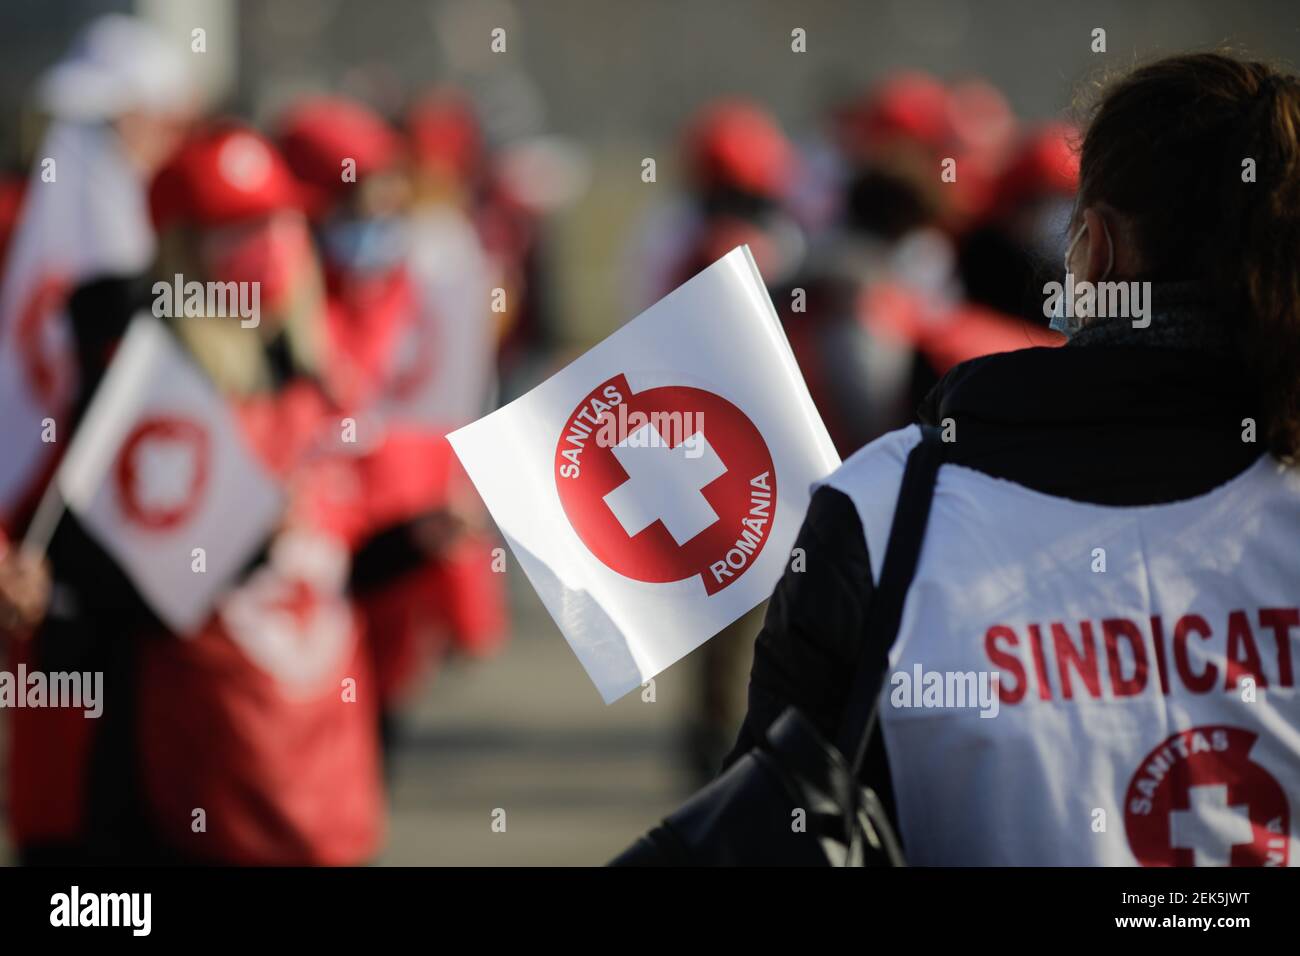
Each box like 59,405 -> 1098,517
448,247 -> 840,702
55,317 -> 284,636
0,14 -> 193,528
0,121 -> 158,527
380,209 -> 497,429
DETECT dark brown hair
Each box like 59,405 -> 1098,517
1076,52 -> 1300,461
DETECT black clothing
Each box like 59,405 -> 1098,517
724,340 -> 1263,772
16,275 -> 161,862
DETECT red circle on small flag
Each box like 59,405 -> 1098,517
16,274 -> 74,408
114,416 -> 212,531
554,374 -> 776,595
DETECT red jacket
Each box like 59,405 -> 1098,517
322,265 -> 507,705
133,381 -> 385,865
350,428 -> 506,704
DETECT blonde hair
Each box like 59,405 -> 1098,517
155,222 -> 327,397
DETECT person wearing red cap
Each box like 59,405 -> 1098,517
401,89 -> 510,693
629,98 -> 806,316
834,70 -> 954,161
407,90 -> 485,207
131,122 -> 384,864
275,96 -> 410,410
769,73 -> 1049,469
409,89 -> 590,389
278,96 -> 507,777
684,99 -> 796,203
3,122 -> 387,865
753,76 -> 957,462
130,122 -> 385,864
833,72 -> 1017,235
667,99 -> 805,291
150,123 -> 326,394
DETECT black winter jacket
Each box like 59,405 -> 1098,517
722,337 -> 1263,782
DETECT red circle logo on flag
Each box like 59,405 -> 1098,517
554,373 -> 776,595
1124,725 -> 1290,867
114,416 -> 212,531
16,274 -> 74,408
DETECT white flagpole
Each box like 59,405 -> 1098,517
20,478 -> 66,559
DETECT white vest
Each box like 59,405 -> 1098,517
824,426 -> 1300,866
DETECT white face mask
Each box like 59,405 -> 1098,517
1049,219 -> 1114,337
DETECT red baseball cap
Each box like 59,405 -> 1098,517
947,78 -> 1017,156
150,123 -> 302,231
683,99 -> 794,199
837,71 -> 954,160
277,95 -> 402,218
407,90 -> 482,182
993,123 -> 1080,212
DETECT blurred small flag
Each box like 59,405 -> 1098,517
55,317 -> 283,635
449,246 -> 839,702
379,209 -> 497,430
0,121 -> 159,531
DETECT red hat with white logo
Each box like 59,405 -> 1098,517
150,123 -> 302,231
276,95 -> 402,218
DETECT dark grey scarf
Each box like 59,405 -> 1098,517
1066,280 -> 1235,353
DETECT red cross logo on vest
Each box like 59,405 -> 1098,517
555,373 -> 776,595
114,416 -> 211,531
1124,725 -> 1290,866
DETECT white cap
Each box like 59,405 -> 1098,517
36,14 -> 192,121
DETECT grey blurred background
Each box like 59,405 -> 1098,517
4,0 -> 1299,347
1,0 -> 1298,865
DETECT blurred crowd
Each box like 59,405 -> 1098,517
0,13 -> 1076,864
644,76 -> 1075,778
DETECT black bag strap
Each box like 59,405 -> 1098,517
836,425 -> 946,776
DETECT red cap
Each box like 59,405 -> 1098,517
150,123 -> 302,231
838,72 -> 953,160
683,99 -> 794,199
993,123 -> 1080,212
277,95 -> 401,218
947,78 -> 1017,156
407,91 -> 482,182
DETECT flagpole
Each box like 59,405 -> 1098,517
20,478 -> 66,559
